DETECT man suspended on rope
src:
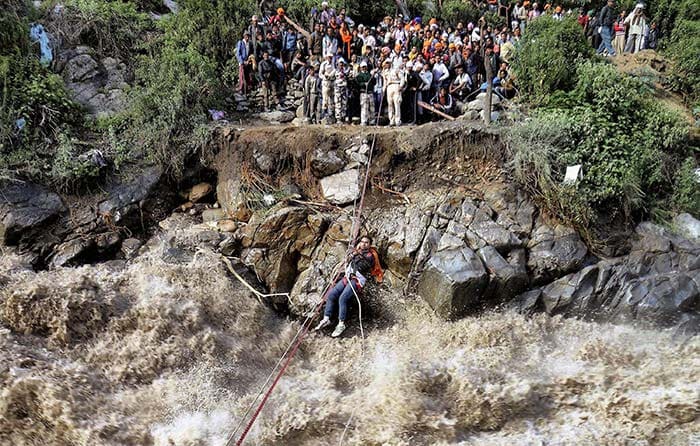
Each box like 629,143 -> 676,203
314,235 -> 383,337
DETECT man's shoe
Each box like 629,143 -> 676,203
314,317 -> 331,331
331,322 -> 346,338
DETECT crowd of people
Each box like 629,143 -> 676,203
235,1 -> 658,125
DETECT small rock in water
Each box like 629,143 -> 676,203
188,182 -> 213,203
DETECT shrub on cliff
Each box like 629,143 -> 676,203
506,62 -> 692,239
511,16 -> 593,105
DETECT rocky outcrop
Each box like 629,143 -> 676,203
0,182 -> 65,245
416,247 -> 488,319
526,218 -> 588,284
56,46 -> 129,117
320,169 -> 360,205
514,223 -> 700,329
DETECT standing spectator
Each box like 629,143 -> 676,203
624,4 -> 647,54
304,65 -> 320,123
323,27 -> 339,59
281,23 -> 297,69
613,11 -> 626,56
310,23 -> 323,59
372,62 -> 385,123
319,54 -> 336,121
319,1 -> 335,27
383,61 -> 405,126
334,58 -> 350,123
235,31 -> 254,94
258,51 -> 279,111
645,22 -> 658,50
339,22 -> 352,60
356,61 -> 375,125
248,15 -> 265,40
596,0 -> 617,56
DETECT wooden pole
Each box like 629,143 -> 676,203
484,55 -> 492,124
417,101 -> 456,121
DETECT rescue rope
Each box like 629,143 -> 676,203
228,83 -> 385,446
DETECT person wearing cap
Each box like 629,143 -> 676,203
236,31 -> 255,94
382,59 -> 405,126
304,64 -> 321,123
248,15 -> 265,41
269,7 -> 285,27
334,58 -> 350,123
448,42 -> 463,75
319,54 -> 336,121
320,2 -> 335,27
355,61 -> 375,125
624,3 -> 647,54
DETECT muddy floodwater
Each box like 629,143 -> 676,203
0,233 -> 698,446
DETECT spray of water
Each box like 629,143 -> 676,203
0,235 -> 698,446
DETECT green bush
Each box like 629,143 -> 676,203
512,16 -> 593,104
671,157 -> 700,217
506,61 -> 691,236
45,0 -> 150,61
665,19 -> 700,103
440,0 -> 480,26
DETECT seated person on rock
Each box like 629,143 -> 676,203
315,235 -> 383,337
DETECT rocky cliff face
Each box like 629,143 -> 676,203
1,121 -> 697,329
208,122 -> 699,330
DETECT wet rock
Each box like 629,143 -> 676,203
216,219 -> 237,232
527,219 -> 588,283
98,166 -> 163,222
524,224 -> 700,327
311,149 -> 345,177
0,182 -> 65,245
674,213 -> 700,241
162,246 -> 193,264
50,238 -> 95,268
416,247 -> 488,319
240,206 -> 328,292
95,232 -> 121,251
202,208 -> 227,223
320,169 -> 360,205
188,182 -> 213,203
121,238 -> 143,259
478,246 -> 529,301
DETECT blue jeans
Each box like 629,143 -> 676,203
324,278 -> 360,322
597,26 -> 615,56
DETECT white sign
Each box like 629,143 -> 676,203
563,164 -> 583,185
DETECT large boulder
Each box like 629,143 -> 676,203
478,246 -> 529,301
674,213 -> 700,242
527,219 -> 588,283
240,206 -> 328,292
520,222 -> 700,327
311,149 -> 345,177
320,169 -> 360,205
97,166 -> 163,221
0,182 -> 65,245
416,247 -> 488,319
